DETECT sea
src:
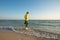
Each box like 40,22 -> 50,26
0,20 -> 60,39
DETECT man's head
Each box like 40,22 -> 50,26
26,12 -> 29,14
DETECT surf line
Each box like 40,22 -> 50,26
10,26 -> 58,39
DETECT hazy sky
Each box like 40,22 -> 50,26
0,0 -> 60,20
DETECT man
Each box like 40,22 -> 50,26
24,12 -> 29,30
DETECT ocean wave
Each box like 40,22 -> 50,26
30,22 -> 60,27
0,26 -> 60,40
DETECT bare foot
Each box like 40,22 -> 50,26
25,27 -> 31,31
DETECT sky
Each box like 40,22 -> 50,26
0,0 -> 60,20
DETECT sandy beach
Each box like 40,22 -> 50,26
0,31 -> 57,40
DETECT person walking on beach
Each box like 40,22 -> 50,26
24,12 -> 29,30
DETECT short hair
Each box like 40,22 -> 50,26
26,12 -> 29,14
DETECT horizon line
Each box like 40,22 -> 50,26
0,19 -> 60,20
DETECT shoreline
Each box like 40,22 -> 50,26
0,31 -> 37,40
0,31 -> 57,40
0,27 -> 60,40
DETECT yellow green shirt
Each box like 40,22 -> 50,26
24,14 -> 29,21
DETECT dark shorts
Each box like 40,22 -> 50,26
24,21 -> 28,25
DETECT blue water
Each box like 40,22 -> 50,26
0,20 -> 60,26
0,20 -> 60,27
0,20 -> 60,39
0,20 -> 60,34
0,20 -> 60,32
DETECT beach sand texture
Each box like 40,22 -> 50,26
0,31 -> 57,40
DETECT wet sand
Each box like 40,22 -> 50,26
0,31 -> 57,40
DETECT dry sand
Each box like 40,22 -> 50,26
0,31 -> 56,40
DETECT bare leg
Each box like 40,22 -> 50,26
25,24 -> 29,30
